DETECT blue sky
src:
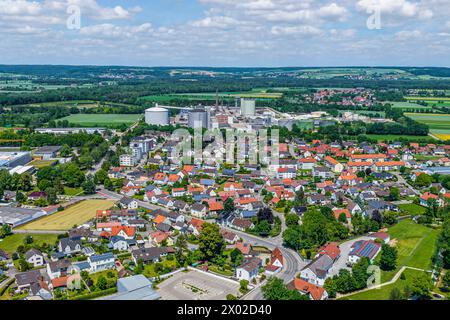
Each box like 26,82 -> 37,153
0,0 -> 448,67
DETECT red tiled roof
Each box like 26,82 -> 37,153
291,278 -> 325,301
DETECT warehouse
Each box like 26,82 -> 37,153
33,146 -> 61,160
0,206 -> 46,228
0,152 -> 32,169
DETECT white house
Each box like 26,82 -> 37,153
109,236 -> 129,251
300,254 -> 333,286
58,238 -> 82,256
88,252 -> 115,273
25,248 -> 45,268
236,257 -> 262,281
119,197 -> 139,210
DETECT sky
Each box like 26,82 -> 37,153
0,0 -> 449,67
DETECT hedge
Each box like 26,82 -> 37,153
69,287 -> 117,300
0,278 -> 15,296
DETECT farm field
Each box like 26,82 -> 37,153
17,199 -> 115,231
341,268 -> 430,300
405,113 -> 450,139
140,88 -> 283,102
377,219 -> 434,283
405,97 -> 450,107
0,233 -> 58,254
58,114 -> 142,127
365,134 -> 435,142
388,101 -> 431,110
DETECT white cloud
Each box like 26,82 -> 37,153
356,0 -> 433,19
80,23 -> 153,38
190,16 -> 242,29
394,29 -> 422,40
271,25 -> 322,36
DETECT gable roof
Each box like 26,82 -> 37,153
288,278 -> 325,301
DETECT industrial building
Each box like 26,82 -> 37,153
34,128 -> 107,135
33,146 -> 61,160
240,98 -> 256,117
0,152 -> 32,169
188,108 -> 209,129
145,105 -> 170,126
0,206 -> 46,228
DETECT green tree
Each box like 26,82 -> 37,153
97,276 -> 108,291
380,244 -> 398,271
388,187 -> 400,201
411,274 -> 433,299
389,287 -> 404,300
285,214 -> 299,227
82,175 -> 96,195
415,173 -> 432,188
198,223 -> 225,262
230,248 -> 243,266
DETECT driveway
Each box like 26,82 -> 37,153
328,236 -> 373,277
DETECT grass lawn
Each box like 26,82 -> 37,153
28,159 -> 57,169
398,203 -> 427,216
342,268 -> 430,300
142,258 -> 177,278
405,229 -> 439,270
17,199 -> 115,231
0,233 -> 58,254
378,219 -> 433,282
89,269 -> 118,283
58,114 -> 142,127
64,187 -> 84,196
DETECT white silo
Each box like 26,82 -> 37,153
145,105 -> 170,126
240,98 -> 256,117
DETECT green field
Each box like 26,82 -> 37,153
0,233 -> 58,254
398,203 -> 427,216
58,114 -> 142,127
405,113 -> 450,139
388,101 -> 432,110
28,159 -> 57,169
342,268 -> 430,300
140,88 -> 283,102
378,220 -> 435,282
365,134 -> 435,142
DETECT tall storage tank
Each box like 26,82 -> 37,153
145,106 -> 170,126
240,98 -> 256,117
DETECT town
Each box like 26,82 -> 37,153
1,77 -> 450,302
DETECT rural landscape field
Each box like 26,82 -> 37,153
17,200 -> 115,231
58,114 -> 143,127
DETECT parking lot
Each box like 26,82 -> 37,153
157,269 -> 241,300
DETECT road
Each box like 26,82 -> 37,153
94,188 -> 305,300
393,172 -> 420,196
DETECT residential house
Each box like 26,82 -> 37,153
88,252 -> 115,273
287,278 -> 328,301
300,254 -> 334,286
47,259 -> 71,279
58,238 -> 82,255
230,218 -> 254,232
25,248 -> 45,268
109,236 -> 129,251
119,197 -> 139,210
131,247 -> 174,265
324,156 -> 344,173
236,257 -> 262,281
191,203 -> 208,218
348,240 -> 381,264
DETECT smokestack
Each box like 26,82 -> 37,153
215,89 -> 219,111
